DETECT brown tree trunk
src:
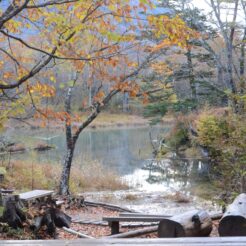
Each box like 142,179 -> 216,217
186,46 -> 197,104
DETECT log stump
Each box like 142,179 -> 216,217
0,195 -> 26,229
0,195 -> 71,237
29,198 -> 72,237
158,210 -> 212,238
219,193 -> 246,236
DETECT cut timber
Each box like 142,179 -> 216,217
219,193 -> 246,236
0,195 -> 26,229
54,208 -> 71,228
30,216 -> 43,233
30,207 -> 72,236
158,210 -> 212,238
62,227 -> 95,239
106,226 -> 158,238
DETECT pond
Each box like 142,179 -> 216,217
3,125 -> 219,213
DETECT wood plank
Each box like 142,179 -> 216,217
119,212 -> 172,218
19,190 -> 54,201
1,237 -> 246,245
119,212 -> 223,221
103,216 -> 171,222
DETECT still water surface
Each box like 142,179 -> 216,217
5,126 -> 217,213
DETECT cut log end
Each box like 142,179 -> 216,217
158,220 -> 185,238
158,210 -> 212,238
219,193 -> 246,236
219,216 -> 246,236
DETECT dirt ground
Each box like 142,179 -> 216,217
0,204 -> 219,240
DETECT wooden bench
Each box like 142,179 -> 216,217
103,216 -> 170,235
19,189 -> 54,205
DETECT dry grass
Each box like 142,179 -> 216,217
2,160 -> 128,193
162,192 -> 191,203
87,113 -> 149,128
69,160 -> 129,192
23,113 -> 149,130
124,193 -> 138,201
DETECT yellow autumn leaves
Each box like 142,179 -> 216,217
148,15 -> 200,51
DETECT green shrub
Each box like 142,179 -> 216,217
167,123 -> 189,149
194,110 -> 246,193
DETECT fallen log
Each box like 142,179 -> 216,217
158,210 -> 212,238
33,143 -> 54,152
219,193 -> 246,236
105,225 -> 158,238
62,227 -> 95,239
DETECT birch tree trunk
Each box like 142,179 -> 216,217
59,147 -> 75,195
59,87 -> 75,195
210,0 -> 239,112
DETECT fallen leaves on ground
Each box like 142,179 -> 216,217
0,204 -> 220,240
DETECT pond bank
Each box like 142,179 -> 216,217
7,113 -> 175,130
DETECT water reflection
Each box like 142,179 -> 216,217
4,126 -> 210,194
5,126 -> 168,176
130,157 -> 210,192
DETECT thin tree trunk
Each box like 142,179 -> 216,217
240,32 -> 245,77
59,147 -> 75,195
210,0 -> 239,112
59,87 -> 75,195
186,46 -> 197,103
122,92 -> 129,112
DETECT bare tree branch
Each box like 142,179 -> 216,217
72,52 -> 159,143
0,0 -> 30,29
0,47 -> 20,66
26,0 -> 79,9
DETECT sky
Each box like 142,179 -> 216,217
191,0 -> 245,24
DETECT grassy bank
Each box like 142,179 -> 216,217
9,112 -> 175,131
2,160 -> 129,193
8,113 -> 150,130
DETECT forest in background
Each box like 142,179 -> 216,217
0,0 -> 245,197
